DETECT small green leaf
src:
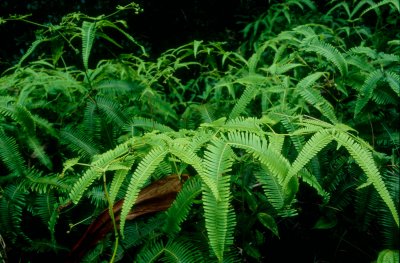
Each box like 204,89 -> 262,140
257,212 -> 279,237
313,216 -> 337,229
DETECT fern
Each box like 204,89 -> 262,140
303,40 -> 348,76
69,138 -> 133,204
355,69 -> 384,116
285,129 -> 334,186
119,144 -> 169,237
202,138 -> 235,262
81,21 -> 97,71
229,81 -> 259,120
136,239 -> 203,263
296,72 -> 338,123
163,176 -> 202,234
0,128 -> 26,177
332,132 -> 399,227
255,168 -> 285,210
61,126 -> 100,159
124,117 -> 174,133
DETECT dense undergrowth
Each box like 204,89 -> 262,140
0,0 -> 399,262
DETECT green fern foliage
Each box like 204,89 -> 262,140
202,138 -> 235,262
163,176 -> 202,234
0,128 -> 25,177
136,239 -> 203,263
81,21 -> 97,71
119,144 -> 169,237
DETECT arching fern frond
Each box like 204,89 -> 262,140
296,72 -> 338,123
229,81 -> 259,120
163,176 -> 202,235
119,144 -> 169,237
124,117 -> 174,134
69,139 -> 134,204
136,238 -> 203,263
354,69 -> 384,116
255,167 -> 285,210
0,184 -> 30,244
61,126 -> 100,159
95,96 -> 127,128
332,131 -> 399,227
0,128 -> 26,177
81,21 -> 97,71
285,129 -> 333,186
202,138 -> 235,262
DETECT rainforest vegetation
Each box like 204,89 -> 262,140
0,0 -> 399,262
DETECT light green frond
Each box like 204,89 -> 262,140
169,143 -> 218,199
304,40 -> 348,76
385,71 -> 400,96
136,239 -> 203,263
298,168 -> 330,202
355,69 -> 384,116
255,168 -> 285,210
285,129 -> 333,186
95,96 -> 127,128
227,131 -> 290,183
202,138 -> 235,261
296,72 -> 338,123
0,128 -> 26,176
69,140 -> 132,204
120,145 -> 169,237
109,158 -> 135,204
267,133 -> 285,153
61,126 -> 100,158
25,134 -> 52,169
164,176 -> 202,234
81,21 -> 97,71
332,132 -> 399,227
229,84 -> 259,120
124,117 -> 174,133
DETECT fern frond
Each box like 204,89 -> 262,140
32,192 -> 57,226
298,168 -> 330,202
95,96 -> 127,128
169,143 -> 218,200
81,21 -> 97,71
163,176 -> 202,234
227,131 -> 290,184
24,169 -> 72,194
360,0 -> 400,17
0,128 -> 26,176
136,239 -> 203,263
285,129 -> 333,186
69,139 -> 133,204
255,168 -> 285,210
355,69 -> 384,116
119,144 -> 169,237
124,117 -> 174,133
296,72 -> 338,123
332,132 -> 399,227
304,40 -> 348,76
202,138 -> 235,262
25,134 -> 52,169
0,184 -> 30,243
61,126 -> 100,159
229,82 -> 259,120
385,71 -> 400,96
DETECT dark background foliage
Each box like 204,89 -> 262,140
0,0 -> 268,72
